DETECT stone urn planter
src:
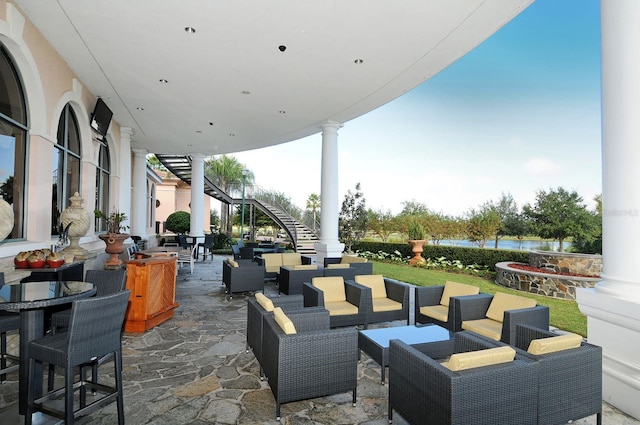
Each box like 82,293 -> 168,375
408,239 -> 427,266
99,233 -> 130,267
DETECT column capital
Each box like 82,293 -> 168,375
120,127 -> 134,138
132,148 -> 148,157
319,120 -> 343,131
189,153 -> 207,161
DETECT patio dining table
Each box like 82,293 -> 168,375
0,280 -> 96,415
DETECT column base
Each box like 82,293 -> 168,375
577,287 -> 640,420
314,241 -> 345,267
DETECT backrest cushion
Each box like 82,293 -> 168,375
440,281 -> 480,307
528,333 -> 583,355
485,292 -> 537,322
446,346 -> 516,371
262,253 -> 282,268
355,274 -> 387,299
292,264 -> 318,271
255,293 -> 274,312
312,276 -> 346,302
273,307 -> 296,334
340,255 -> 367,264
281,253 -> 302,266
228,259 -> 239,267
326,263 -> 350,269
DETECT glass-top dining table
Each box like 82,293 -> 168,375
0,280 -> 96,415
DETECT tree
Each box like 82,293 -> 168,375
367,208 -> 397,242
146,154 -> 167,171
306,193 -> 321,232
486,192 -> 522,248
204,155 -> 254,234
209,209 -> 220,230
570,194 -> 602,254
523,187 -> 594,252
465,207 -> 501,248
339,183 -> 368,252
166,211 -> 190,234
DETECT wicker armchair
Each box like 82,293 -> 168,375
302,276 -> 370,328
278,265 -> 324,295
222,258 -> 265,297
415,281 -> 480,330
261,308 -> 358,419
388,331 -> 538,425
454,291 -> 549,344
353,275 -> 410,326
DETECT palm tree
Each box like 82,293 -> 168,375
306,193 -> 321,232
204,155 -> 254,235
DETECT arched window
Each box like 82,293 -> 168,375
0,44 -> 27,240
95,142 -> 111,231
52,104 -> 81,235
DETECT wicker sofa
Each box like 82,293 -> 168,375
302,276 -> 370,328
261,307 -> 358,419
256,253 -> 312,281
222,258 -> 265,297
415,281 -> 480,330
323,255 -> 373,275
278,263 -> 374,295
388,331 -> 538,425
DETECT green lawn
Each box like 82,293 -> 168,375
372,261 -> 587,336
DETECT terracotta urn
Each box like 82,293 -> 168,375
408,239 -> 427,266
99,233 -> 130,267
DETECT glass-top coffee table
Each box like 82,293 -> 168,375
358,324 -> 454,383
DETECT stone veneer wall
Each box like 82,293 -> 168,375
495,261 -> 600,300
529,250 -> 602,276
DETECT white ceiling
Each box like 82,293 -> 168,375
13,0 -> 533,156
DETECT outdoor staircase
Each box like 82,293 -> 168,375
154,154 -> 318,255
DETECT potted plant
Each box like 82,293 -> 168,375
407,219 -> 427,266
95,209 -> 130,267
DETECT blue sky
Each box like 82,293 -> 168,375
233,0 -> 602,216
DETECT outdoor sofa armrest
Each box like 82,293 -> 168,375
453,293 -> 494,322
301,255 -> 315,265
302,282 -> 323,307
502,305 -> 550,344
344,281 -> 372,310
415,285 -> 445,307
384,278 -> 410,304
514,323 -> 556,348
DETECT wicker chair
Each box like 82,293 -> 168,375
353,275 -> 410,326
278,265 -> 324,295
388,331 -> 538,425
261,308 -> 358,419
415,281 -> 480,330
222,258 -> 265,297
302,276 -> 370,328
26,290 -> 130,425
455,291 -> 549,344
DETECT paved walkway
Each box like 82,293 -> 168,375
0,255 -> 638,424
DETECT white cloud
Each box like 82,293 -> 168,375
524,158 -> 560,175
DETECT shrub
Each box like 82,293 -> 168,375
407,219 -> 426,240
166,211 -> 191,234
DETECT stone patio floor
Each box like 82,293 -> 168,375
0,254 -> 638,424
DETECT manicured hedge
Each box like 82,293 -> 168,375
352,241 -> 529,270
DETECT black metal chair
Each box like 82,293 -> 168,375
0,272 -> 19,383
26,290 -> 130,425
198,234 -> 215,260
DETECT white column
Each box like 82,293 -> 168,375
131,148 -> 147,237
119,128 -> 133,231
314,121 -> 345,265
189,153 -> 205,237
577,0 -> 640,420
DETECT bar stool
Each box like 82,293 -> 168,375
26,290 -> 130,425
0,272 -> 19,383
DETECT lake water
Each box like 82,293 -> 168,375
436,239 -> 571,251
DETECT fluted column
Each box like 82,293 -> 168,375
189,153 -> 205,237
314,121 -> 344,264
577,0 -> 640,419
130,148 -> 147,237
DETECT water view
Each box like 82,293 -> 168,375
437,239 -> 571,251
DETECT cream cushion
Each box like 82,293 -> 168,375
281,252 -> 302,267
371,298 -> 402,312
528,333 -> 583,355
255,293 -> 274,312
444,346 -> 516,371
440,281 -> 480,307
291,264 -> 318,271
355,275 -> 387,299
228,259 -> 239,268
461,318 -> 503,341
326,263 -> 350,269
273,307 -> 296,334
419,304 -> 449,322
324,301 -> 360,316
312,276 -> 346,303
485,292 -> 537,323
262,253 -> 282,273
340,255 -> 367,264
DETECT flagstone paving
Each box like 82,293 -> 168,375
0,254 -> 637,424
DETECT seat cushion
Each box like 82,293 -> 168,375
485,292 -> 537,322
440,281 -> 479,307
326,263 -> 350,269
324,300 -> 359,316
419,304 -> 449,322
312,277 -> 346,302
291,264 -> 318,271
527,332 -> 583,355
354,275 -> 387,299
255,293 -> 274,312
273,307 -> 296,334
372,298 -> 402,312
461,318 -> 503,341
444,346 -> 516,371
281,253 -> 302,267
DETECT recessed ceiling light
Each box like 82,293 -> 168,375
209,122 -> 214,126
196,130 -> 202,134
229,133 -> 235,137
159,79 -> 168,83
241,91 -> 251,95
278,110 -> 286,114
184,27 -> 196,34
136,107 -> 144,111
354,59 -> 363,64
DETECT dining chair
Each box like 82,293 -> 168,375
26,290 -> 130,425
177,245 -> 197,273
198,234 -> 215,261
0,272 -> 19,383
